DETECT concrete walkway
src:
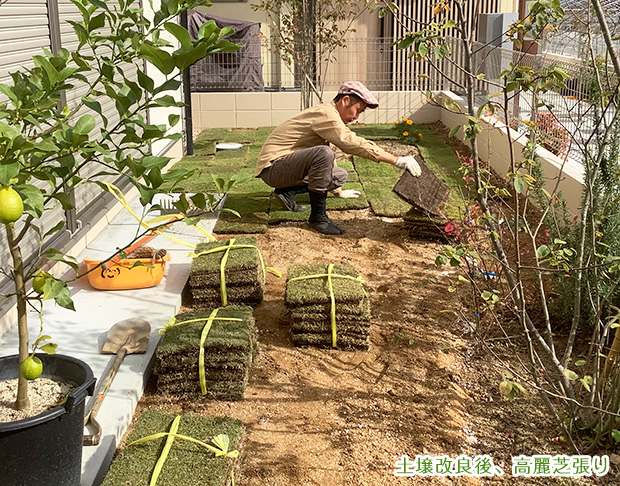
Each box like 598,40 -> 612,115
0,193 -> 218,485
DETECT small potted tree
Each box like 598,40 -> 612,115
0,0 -> 238,484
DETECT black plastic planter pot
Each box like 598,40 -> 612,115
0,353 -> 96,486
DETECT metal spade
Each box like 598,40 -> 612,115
83,318 -> 151,446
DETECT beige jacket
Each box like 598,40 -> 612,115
255,102 -> 381,176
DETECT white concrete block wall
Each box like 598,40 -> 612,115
438,93 -> 584,215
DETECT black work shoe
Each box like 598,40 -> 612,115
307,189 -> 344,234
274,189 -> 307,212
309,220 -> 345,235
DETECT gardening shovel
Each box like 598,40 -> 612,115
83,318 -> 151,446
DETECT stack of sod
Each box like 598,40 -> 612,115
189,237 -> 264,307
402,207 -> 449,241
101,410 -> 244,486
155,306 -> 257,400
285,264 -> 371,350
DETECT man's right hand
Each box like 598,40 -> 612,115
395,156 -> 422,177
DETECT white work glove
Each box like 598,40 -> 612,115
395,156 -> 422,177
336,189 -> 361,199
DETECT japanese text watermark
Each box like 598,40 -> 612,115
393,454 -> 609,477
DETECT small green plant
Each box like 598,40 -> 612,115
499,371 -> 526,400
393,117 -> 423,145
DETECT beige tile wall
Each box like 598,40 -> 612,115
191,91 -> 441,129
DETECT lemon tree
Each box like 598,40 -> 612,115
1,0 -> 240,410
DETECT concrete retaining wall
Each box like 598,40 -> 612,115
438,92 -> 584,215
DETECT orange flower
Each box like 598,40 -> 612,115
406,120 -> 413,125
393,121 -> 398,124
403,131 -> 409,136
418,133 -> 422,138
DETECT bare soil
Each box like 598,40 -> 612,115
133,127 -> 619,484
136,209 -> 619,485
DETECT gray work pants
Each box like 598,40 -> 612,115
259,145 -> 348,193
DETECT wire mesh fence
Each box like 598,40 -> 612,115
191,34 -> 617,165
464,38 -> 617,165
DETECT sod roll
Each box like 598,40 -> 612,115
101,410 -> 244,486
292,332 -> 369,350
285,264 -> 366,306
285,264 -> 371,350
155,306 -> 257,400
190,284 -> 264,307
189,238 -> 265,306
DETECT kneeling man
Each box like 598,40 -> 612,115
256,81 -> 421,235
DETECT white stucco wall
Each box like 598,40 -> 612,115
438,92 -> 584,215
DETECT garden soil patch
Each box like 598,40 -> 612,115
134,207 -> 619,485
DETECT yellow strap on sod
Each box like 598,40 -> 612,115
189,239 -> 280,306
158,312 -> 243,395
101,182 -> 216,248
288,265 -> 367,348
147,415 -> 179,486
128,417 -> 239,486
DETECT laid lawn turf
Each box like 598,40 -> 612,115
351,123 -> 399,140
336,160 -> 359,182
409,125 -> 468,220
353,157 -> 399,178
193,139 -> 217,156
362,179 -> 411,217
223,129 -> 259,144
101,410 -> 244,486
166,123 -> 463,233
214,195 -> 270,234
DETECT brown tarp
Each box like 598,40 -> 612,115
188,11 -> 265,92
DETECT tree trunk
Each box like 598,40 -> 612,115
5,223 -> 30,410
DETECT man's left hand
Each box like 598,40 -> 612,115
336,189 -> 361,198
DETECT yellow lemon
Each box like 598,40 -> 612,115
0,186 -> 24,225
32,272 -> 48,295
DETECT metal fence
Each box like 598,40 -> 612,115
464,38 -> 617,164
191,34 -> 615,165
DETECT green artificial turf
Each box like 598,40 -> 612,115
101,410 -> 244,486
286,264 -> 366,306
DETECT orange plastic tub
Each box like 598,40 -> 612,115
83,254 -> 171,290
